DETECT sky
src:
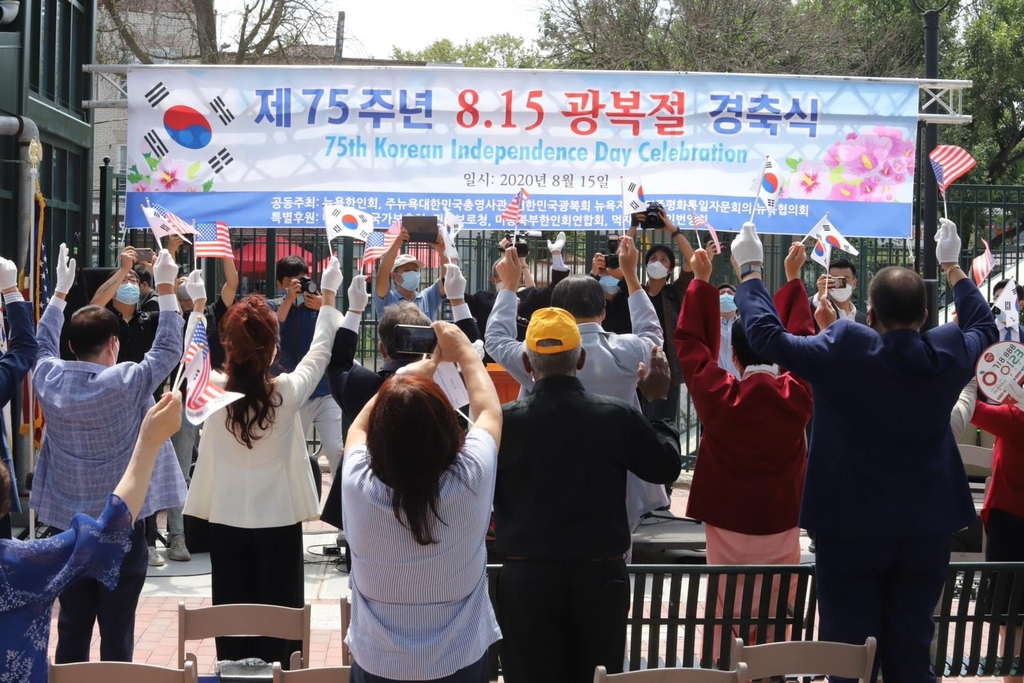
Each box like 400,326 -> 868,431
218,0 -> 543,61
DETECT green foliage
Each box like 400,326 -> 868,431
391,34 -> 551,69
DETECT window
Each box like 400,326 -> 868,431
117,145 -> 128,173
30,0 -> 92,118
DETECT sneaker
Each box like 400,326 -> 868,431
148,545 -> 165,567
168,535 -> 191,562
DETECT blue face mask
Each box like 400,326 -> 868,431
599,275 -> 619,295
294,295 -> 305,307
400,271 -> 421,292
115,283 -> 140,305
720,294 -> 737,313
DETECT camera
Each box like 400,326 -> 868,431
500,230 -> 542,258
605,236 -> 621,270
644,201 -> 666,229
392,324 -> 438,355
827,276 -> 847,289
298,276 -> 319,295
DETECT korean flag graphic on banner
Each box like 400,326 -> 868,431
127,77 -> 239,197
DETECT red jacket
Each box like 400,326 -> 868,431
970,401 -> 1024,525
674,279 -> 814,535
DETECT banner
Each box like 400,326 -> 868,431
125,66 -> 919,237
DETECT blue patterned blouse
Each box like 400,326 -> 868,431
0,495 -> 133,683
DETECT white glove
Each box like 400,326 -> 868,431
347,274 -> 368,313
547,231 -> 566,254
0,257 -> 18,291
445,263 -> 467,300
153,249 -> 178,286
54,243 -> 76,294
936,218 -> 962,265
731,221 -> 764,267
321,256 -> 343,294
472,339 -> 486,360
185,269 -> 206,303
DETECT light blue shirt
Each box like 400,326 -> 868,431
719,315 -> 741,380
484,287 -> 669,523
372,280 -> 443,320
341,428 -> 501,679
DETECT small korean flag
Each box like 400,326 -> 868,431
324,203 -> 375,243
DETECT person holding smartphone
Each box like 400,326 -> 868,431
373,228 -> 450,320
810,259 -> 866,327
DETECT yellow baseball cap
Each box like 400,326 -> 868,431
526,308 -> 582,355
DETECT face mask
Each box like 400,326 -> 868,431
115,283 -> 140,305
720,294 -> 737,313
294,294 -> 305,307
646,261 -> 669,280
400,271 -> 421,292
831,285 -> 853,303
599,275 -> 619,296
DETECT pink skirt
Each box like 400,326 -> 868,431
705,525 -> 802,658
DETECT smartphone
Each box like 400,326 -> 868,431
135,247 -> 153,263
392,324 -> 438,355
403,216 -> 439,243
829,276 -> 847,288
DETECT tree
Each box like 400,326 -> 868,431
97,0 -> 334,65
950,0 -> 1024,184
391,34 -> 551,69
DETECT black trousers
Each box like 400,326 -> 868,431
815,534 -> 952,683
55,519 -> 147,662
209,521 -> 304,668
497,559 -> 629,683
0,512 -> 10,539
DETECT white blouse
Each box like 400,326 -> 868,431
184,305 -> 342,529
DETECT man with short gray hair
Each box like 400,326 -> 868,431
494,307 -> 681,683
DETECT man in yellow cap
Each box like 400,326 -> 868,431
493,307 -> 682,683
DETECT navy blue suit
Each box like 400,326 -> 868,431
737,277 -> 997,683
0,300 -> 39,538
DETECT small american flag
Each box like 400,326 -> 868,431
500,188 -> 530,224
929,146 -> 976,196
691,214 -> 722,254
361,219 -> 403,272
194,221 -> 233,259
185,319 -> 226,408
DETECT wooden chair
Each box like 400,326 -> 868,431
50,660 -> 197,683
730,637 -> 876,683
340,595 -> 352,665
272,662 -> 351,682
593,664 -> 747,682
177,601 -> 311,670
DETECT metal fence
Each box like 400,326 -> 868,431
101,179 -> 1024,463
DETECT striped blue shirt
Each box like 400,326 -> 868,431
341,428 -> 501,679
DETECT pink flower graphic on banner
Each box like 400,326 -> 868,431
785,126 -> 914,204
838,134 -> 893,177
155,158 -> 187,191
133,182 -> 150,192
793,161 -> 832,199
828,182 -> 860,201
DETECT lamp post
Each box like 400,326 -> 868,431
913,0 -> 950,330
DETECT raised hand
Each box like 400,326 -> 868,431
936,218 -> 962,267
731,221 -> 764,269
0,257 -> 19,292
547,231 -> 566,255
784,242 -> 807,282
321,256 -> 343,294
444,263 -> 467,301
347,274 -> 368,314
185,269 -> 206,309
691,249 -> 713,283
638,347 -> 672,401
153,249 -> 178,286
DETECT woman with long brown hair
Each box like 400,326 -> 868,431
184,259 -> 343,667
342,321 -> 502,683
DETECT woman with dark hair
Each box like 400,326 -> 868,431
184,259 -> 343,667
0,392 -> 182,683
342,321 -> 503,683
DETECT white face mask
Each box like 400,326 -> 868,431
646,261 -> 670,280
831,285 -> 853,303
